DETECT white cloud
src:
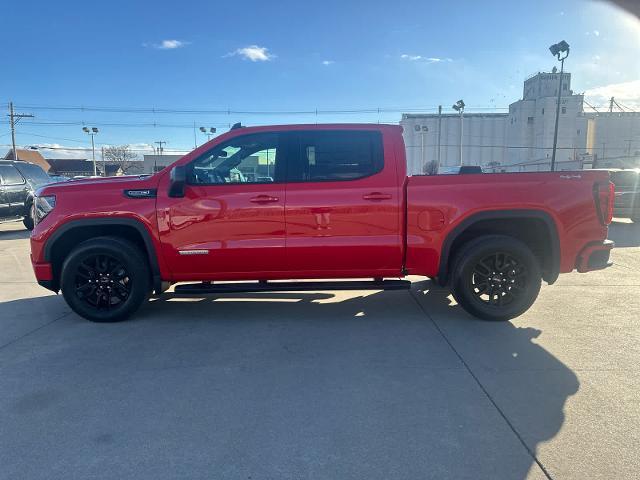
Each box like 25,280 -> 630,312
593,30 -> 600,36
226,45 -> 275,62
322,60 -> 334,66
585,79 -> 640,109
400,54 -> 452,63
144,39 -> 189,49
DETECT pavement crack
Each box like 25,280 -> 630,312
0,311 -> 72,352
408,289 -> 554,480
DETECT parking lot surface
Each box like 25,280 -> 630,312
1,220 -> 639,479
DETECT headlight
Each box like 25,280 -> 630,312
34,195 -> 56,225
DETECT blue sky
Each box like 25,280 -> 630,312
1,0 -> 638,158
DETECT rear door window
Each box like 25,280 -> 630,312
290,131 -> 384,182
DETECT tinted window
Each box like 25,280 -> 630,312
293,131 -> 383,182
0,165 -> 25,185
14,163 -> 49,183
188,133 -> 284,185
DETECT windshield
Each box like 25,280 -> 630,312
14,162 -> 50,184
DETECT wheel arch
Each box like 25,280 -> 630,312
437,209 -> 560,286
43,218 -> 162,293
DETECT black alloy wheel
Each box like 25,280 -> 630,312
74,254 -> 132,310
470,252 -> 527,307
61,236 -> 150,322
450,235 -> 542,321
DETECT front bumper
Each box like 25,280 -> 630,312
31,257 -> 58,292
576,240 -> 614,273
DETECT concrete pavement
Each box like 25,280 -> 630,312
1,220 -> 638,479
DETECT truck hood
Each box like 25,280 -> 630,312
36,174 -> 157,196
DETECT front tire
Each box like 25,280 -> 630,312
60,237 -> 150,322
450,235 -> 542,321
23,204 -> 34,230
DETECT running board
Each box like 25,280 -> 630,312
173,279 -> 411,295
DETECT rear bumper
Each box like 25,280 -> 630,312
576,240 -> 614,273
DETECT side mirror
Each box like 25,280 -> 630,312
168,165 -> 186,198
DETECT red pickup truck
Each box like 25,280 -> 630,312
30,124 -> 614,323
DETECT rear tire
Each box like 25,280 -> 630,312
60,236 -> 150,322
449,235 -> 541,321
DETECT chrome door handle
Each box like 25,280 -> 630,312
250,195 -> 279,204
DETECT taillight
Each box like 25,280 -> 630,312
594,181 -> 614,225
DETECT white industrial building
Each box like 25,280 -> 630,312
401,71 -> 640,174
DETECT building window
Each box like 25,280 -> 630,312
542,108 -> 544,115
561,107 -> 567,114
577,129 -> 581,135
527,117 -> 534,124
563,83 -> 568,91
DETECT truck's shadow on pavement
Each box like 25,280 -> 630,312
1,280 -> 578,479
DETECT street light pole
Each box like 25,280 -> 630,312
459,110 -> 464,165
549,40 -> 570,172
82,127 -> 99,175
436,105 -> 442,172
452,100 -> 465,166
414,124 -> 429,173
199,127 -> 217,143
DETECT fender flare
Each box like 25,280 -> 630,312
43,217 -> 162,292
437,209 -> 560,286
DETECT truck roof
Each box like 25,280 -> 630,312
220,123 -> 402,133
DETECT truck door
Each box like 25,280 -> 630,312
285,129 -> 403,276
0,165 -> 27,218
156,131 -> 293,280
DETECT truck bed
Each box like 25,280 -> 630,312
404,170 -> 610,279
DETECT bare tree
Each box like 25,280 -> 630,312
102,145 -> 139,175
422,161 -> 438,175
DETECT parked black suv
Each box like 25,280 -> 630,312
0,160 -> 55,230
609,169 -> 640,222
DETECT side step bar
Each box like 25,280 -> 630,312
173,279 -> 411,295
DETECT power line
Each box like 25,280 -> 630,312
0,143 -> 190,154
12,103 -> 511,115
1,119 -> 233,129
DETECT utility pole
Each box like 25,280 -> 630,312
101,146 -> 105,176
7,102 -> 34,160
193,122 -> 197,149
154,141 -> 166,173
155,141 -> 166,155
436,105 -> 442,172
